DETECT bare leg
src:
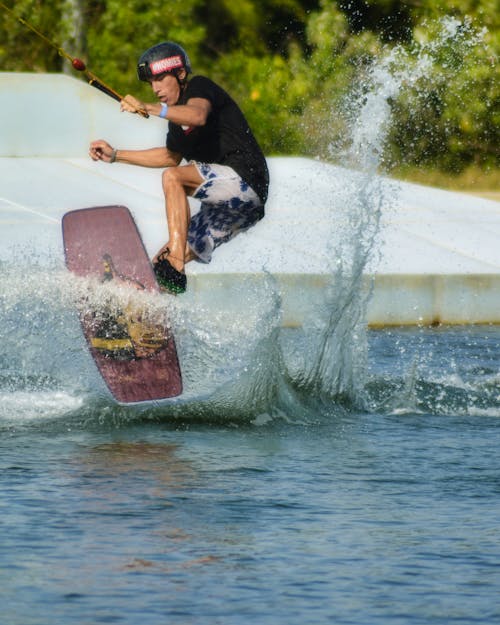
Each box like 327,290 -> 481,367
154,164 -> 203,272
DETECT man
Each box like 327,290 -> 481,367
90,41 -> 269,294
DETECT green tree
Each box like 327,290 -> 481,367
84,0 -> 206,99
386,9 -> 499,173
0,0 -> 67,71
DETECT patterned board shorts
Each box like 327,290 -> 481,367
188,162 -> 264,263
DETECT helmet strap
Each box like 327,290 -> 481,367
173,68 -> 188,87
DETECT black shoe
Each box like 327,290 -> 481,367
153,257 -> 187,294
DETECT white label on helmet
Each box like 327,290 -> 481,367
150,55 -> 183,75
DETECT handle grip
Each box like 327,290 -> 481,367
88,78 -> 150,119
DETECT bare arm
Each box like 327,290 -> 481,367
89,141 -> 181,168
122,95 -> 212,127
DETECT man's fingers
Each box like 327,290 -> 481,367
121,95 -> 139,112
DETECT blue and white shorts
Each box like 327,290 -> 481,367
188,162 -> 264,263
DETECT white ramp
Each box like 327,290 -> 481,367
1,72 -> 499,325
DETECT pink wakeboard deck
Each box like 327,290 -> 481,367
62,205 -> 182,403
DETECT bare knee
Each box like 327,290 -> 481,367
162,163 -> 203,197
162,167 -> 183,194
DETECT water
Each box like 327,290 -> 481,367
1,326 -> 500,624
2,16 -> 499,625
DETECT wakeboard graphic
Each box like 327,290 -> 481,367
88,253 -> 168,361
62,205 -> 182,403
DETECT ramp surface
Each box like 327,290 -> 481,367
1,72 -> 499,325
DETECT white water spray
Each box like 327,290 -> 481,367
299,16 -> 485,404
0,18 -> 490,424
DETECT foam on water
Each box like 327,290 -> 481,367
0,390 -> 84,424
0,261 -> 291,425
365,325 -> 500,418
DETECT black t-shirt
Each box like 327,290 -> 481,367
166,76 -> 269,203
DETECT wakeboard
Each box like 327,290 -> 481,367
62,205 -> 182,403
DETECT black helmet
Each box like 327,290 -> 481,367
137,42 -> 191,82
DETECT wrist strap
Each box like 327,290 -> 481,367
110,149 -> 117,163
159,102 -> 169,119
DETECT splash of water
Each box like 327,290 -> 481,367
0,260 -> 288,425
297,16 -> 486,405
0,18 -> 491,426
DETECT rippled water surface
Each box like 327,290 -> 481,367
2,326 -> 500,625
